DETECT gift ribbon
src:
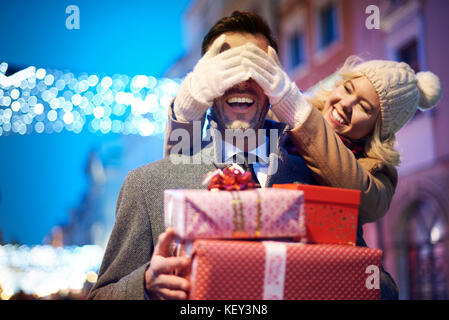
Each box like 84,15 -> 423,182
231,191 -> 246,237
256,194 -> 262,237
231,190 -> 262,238
262,241 -> 287,300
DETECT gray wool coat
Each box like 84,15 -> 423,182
87,119 -> 317,300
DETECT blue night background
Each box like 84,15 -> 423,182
0,0 -> 191,244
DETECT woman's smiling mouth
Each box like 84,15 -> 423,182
330,107 -> 349,126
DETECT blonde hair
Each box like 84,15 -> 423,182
306,56 -> 401,166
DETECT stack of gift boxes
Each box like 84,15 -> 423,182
164,167 -> 382,300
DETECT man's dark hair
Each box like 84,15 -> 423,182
201,11 -> 278,56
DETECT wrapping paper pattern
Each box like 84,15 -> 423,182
273,184 -> 360,245
189,240 -> 382,300
164,188 -> 305,240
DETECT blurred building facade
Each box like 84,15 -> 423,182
167,0 -> 449,299
45,134 -> 165,249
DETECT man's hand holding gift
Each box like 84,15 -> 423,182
144,228 -> 190,300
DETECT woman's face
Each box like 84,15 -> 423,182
323,76 -> 380,140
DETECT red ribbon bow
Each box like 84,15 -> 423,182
203,165 -> 258,191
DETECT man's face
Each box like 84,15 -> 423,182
211,32 -> 270,131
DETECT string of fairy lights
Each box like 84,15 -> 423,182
0,62 -> 181,137
0,62 -> 183,298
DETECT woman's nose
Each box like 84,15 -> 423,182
339,96 -> 358,117
341,93 -> 358,109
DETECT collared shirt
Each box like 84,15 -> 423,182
222,137 -> 270,188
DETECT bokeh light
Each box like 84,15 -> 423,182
0,244 -> 104,299
0,62 -> 181,136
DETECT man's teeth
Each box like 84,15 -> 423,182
227,97 -> 254,104
332,109 -> 347,125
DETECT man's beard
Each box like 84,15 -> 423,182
225,119 -> 252,130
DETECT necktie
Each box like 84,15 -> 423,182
232,152 -> 259,184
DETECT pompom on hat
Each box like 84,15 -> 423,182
353,60 -> 442,140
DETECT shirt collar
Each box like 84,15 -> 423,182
222,136 -> 269,164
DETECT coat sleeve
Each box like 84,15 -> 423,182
87,169 -> 154,300
288,106 -> 398,224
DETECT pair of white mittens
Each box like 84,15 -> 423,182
174,34 -> 309,128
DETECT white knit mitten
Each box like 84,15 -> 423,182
241,43 -> 293,105
174,34 -> 251,121
241,43 -> 312,128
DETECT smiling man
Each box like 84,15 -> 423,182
210,33 -> 270,132
213,77 -> 268,131
168,23 -> 277,155
88,11 -> 317,300
165,12 -> 316,183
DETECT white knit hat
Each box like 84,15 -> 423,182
353,60 -> 442,140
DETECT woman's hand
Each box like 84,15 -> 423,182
173,34 -> 251,121
240,43 -> 294,105
241,43 -> 311,128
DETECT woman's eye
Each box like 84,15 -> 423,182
344,84 -> 351,93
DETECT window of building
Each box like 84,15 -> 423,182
288,31 -> 305,69
279,5 -> 308,75
397,37 -> 422,117
318,1 -> 339,50
387,0 -> 410,13
398,38 -> 420,72
405,198 -> 448,299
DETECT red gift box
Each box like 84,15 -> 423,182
188,240 -> 381,300
273,184 -> 360,245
